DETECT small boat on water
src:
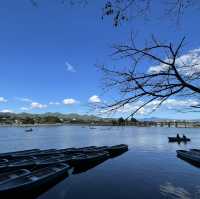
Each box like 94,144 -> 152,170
168,137 -> 190,142
176,150 -> 200,164
25,128 -> 33,132
68,151 -> 109,167
0,163 -> 70,194
0,169 -> 31,185
89,127 -> 96,129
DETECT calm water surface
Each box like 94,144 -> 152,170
0,125 -> 200,199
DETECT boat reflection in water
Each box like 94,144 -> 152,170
72,149 -> 127,174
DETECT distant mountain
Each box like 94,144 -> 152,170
0,112 -> 110,122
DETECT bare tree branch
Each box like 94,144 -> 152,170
99,37 -> 200,117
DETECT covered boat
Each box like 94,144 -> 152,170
0,163 -> 70,194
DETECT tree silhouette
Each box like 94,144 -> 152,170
29,1 -> 200,117
31,1 -> 199,26
100,36 -> 200,118
102,0 -> 200,26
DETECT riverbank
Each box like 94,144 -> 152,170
0,122 -> 200,128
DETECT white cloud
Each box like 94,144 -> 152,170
65,61 -> 76,72
148,62 -> 170,74
20,107 -> 30,111
108,98 -> 200,116
160,182 -> 191,199
63,98 -> 78,105
0,97 -> 7,103
89,95 -> 101,103
31,102 -> 47,109
1,109 -> 14,113
163,99 -> 199,107
16,97 -> 32,102
49,102 -> 60,105
148,48 -> 200,76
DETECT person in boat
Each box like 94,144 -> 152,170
176,133 -> 180,139
182,134 -> 187,140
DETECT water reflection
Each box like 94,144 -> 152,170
72,158 -> 107,174
1,126 -> 200,199
160,182 -> 200,199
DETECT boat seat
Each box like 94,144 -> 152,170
8,174 -> 18,179
51,168 -> 60,172
29,176 -> 39,181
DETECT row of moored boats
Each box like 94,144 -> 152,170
0,144 -> 128,194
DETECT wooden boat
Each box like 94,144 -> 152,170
34,155 -> 74,167
190,149 -> 200,153
61,145 -> 128,156
0,149 -> 40,158
106,144 -> 128,156
68,151 -> 109,167
0,158 -> 42,172
30,153 -> 65,161
60,146 -> 99,155
6,160 -> 36,171
188,149 -> 200,157
168,137 -> 190,142
0,163 -> 70,194
0,169 -> 31,185
176,150 -> 200,164
0,159 -> 8,164
11,149 -> 58,158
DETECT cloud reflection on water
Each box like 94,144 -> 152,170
160,182 -> 200,199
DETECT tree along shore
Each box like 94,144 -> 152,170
0,115 -> 199,128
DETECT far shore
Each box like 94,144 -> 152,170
0,123 -> 200,128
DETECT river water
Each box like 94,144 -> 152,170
0,125 -> 200,199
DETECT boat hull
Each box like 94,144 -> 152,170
177,150 -> 200,164
0,163 -> 70,195
168,137 -> 190,142
68,152 -> 109,167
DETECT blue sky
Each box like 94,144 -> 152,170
0,1 -> 200,119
